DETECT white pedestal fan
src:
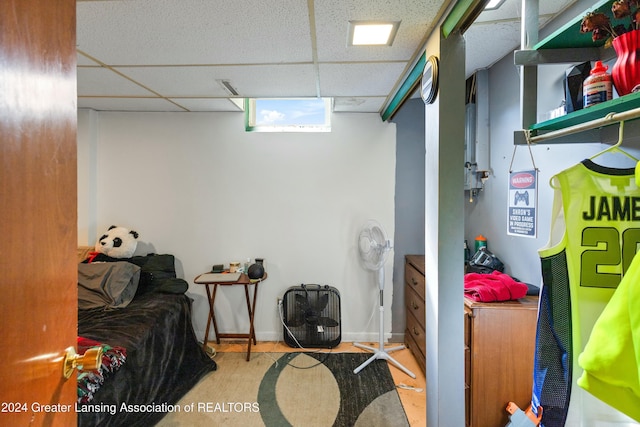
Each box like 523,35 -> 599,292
353,220 -> 416,378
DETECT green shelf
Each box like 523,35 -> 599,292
530,91 -> 640,133
524,0 -> 640,139
534,0 -> 614,50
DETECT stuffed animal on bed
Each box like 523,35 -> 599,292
82,226 -> 189,294
93,225 -> 139,259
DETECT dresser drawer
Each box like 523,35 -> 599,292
405,284 -> 425,328
464,308 -> 471,400
405,326 -> 426,373
406,308 -> 426,359
405,255 -> 426,374
405,262 -> 425,301
464,346 -> 470,385
465,384 -> 471,427
464,307 -> 471,347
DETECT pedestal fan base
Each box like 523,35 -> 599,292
353,342 -> 416,378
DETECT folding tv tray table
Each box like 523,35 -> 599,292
194,271 -> 267,361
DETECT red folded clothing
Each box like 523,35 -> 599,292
464,270 -> 528,302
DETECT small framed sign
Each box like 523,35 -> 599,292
507,170 -> 538,238
421,55 -> 439,104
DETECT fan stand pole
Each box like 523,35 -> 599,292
353,268 -> 416,379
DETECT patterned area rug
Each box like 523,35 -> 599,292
157,352 -> 410,427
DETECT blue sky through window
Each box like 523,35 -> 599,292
254,98 -> 327,126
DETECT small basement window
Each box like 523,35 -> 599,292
245,98 -> 331,132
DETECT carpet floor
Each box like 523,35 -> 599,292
157,343 -> 425,427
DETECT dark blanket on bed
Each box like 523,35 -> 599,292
77,292 -> 217,426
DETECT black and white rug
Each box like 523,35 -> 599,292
157,352 -> 410,427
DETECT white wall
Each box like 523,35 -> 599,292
77,110 -> 397,344
77,109 -> 98,245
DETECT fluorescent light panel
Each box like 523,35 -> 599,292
484,0 -> 507,10
348,21 -> 400,46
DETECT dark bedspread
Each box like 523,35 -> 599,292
77,292 -> 217,426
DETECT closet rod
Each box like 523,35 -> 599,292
527,106 -> 640,144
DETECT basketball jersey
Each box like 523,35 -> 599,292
533,159 -> 640,426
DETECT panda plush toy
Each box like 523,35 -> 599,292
93,225 -> 139,259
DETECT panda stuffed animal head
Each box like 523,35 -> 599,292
95,225 -> 139,259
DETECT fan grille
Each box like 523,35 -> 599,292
282,284 -> 341,348
358,220 -> 391,271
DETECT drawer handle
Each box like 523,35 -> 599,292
411,278 -> 418,286
411,301 -> 419,310
413,327 -> 420,336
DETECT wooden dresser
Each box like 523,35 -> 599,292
465,295 -> 538,427
404,255 -> 538,426
404,255 -> 426,374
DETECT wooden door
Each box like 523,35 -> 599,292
0,0 -> 78,425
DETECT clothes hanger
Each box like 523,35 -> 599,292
589,120 -> 639,162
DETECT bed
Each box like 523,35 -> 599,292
76,248 -> 217,426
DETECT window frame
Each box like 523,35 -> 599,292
244,97 -> 332,133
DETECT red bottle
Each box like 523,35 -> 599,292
583,61 -> 612,107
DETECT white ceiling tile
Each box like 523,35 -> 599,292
77,0 -> 313,65
170,98 -> 245,112
114,64 -> 319,98
333,97 -> 387,113
464,10 -> 558,76
77,53 -> 99,66
78,98 -> 186,112
475,0 -> 577,24
314,0 -> 443,62
475,0 -> 522,23
465,21 -> 522,76
319,62 -> 408,97
77,67 -> 157,96
74,0 -> 570,112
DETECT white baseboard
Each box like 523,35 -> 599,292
196,329 -> 401,345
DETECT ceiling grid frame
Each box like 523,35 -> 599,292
75,0 -> 579,116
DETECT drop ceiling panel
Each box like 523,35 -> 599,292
77,67 -> 157,97
333,97 -> 387,112
117,64 -> 319,98
169,98 -> 245,112
465,21 -> 522,75
78,97 -> 186,112
77,53 -> 98,67
474,0 -> 522,23
319,62 -> 408,96
314,0 -> 443,62
74,0 -> 577,113
76,0 -> 313,65
475,0 -> 576,23
465,4 -> 564,76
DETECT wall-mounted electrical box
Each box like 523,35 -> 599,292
464,69 -> 490,198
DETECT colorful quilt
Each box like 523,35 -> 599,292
76,337 -> 127,404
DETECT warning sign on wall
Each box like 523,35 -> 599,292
507,170 -> 537,238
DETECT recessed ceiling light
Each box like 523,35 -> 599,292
484,0 -> 506,10
348,21 -> 400,46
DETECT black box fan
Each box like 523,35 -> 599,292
282,284 -> 341,348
